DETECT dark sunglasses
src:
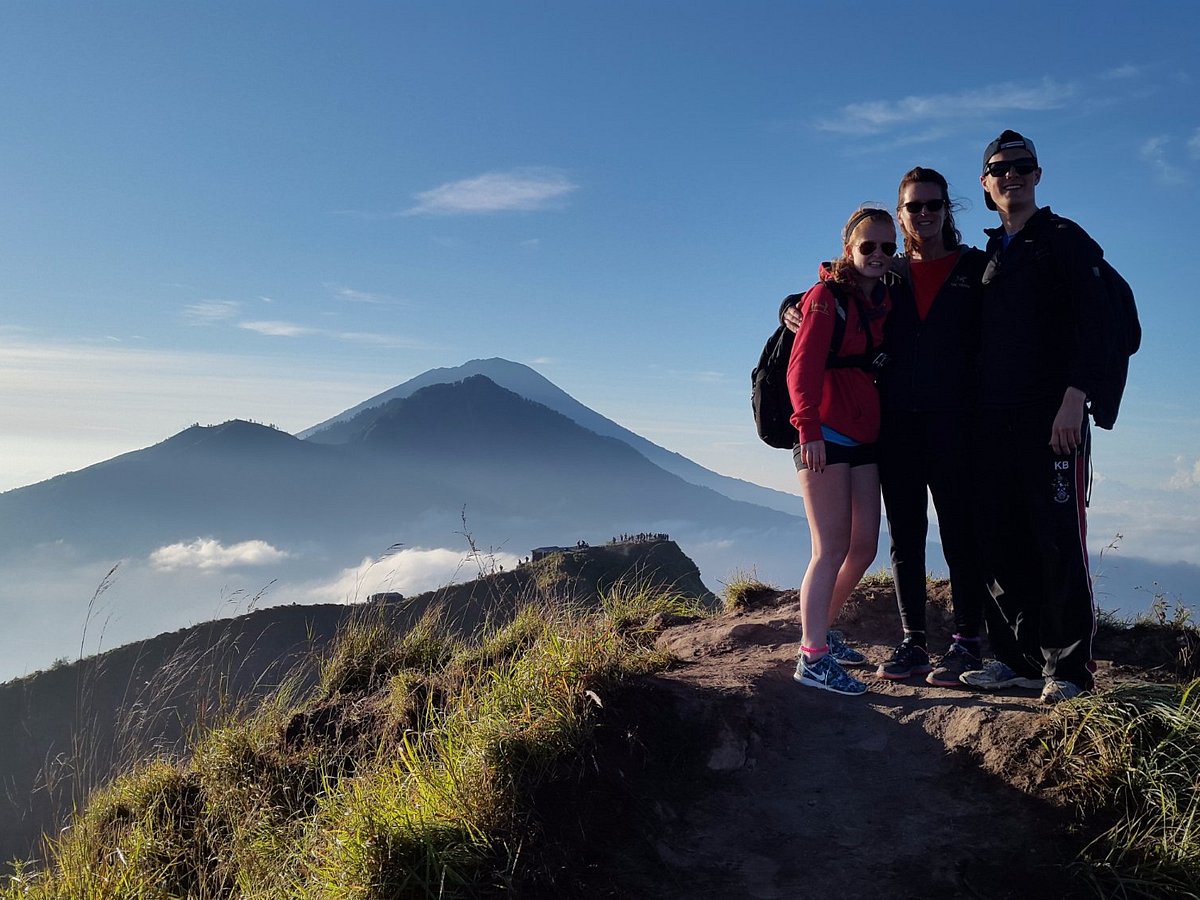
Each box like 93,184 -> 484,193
857,241 -> 897,256
984,158 -> 1038,178
902,199 -> 946,214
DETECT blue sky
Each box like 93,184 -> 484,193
2,2 -> 1198,592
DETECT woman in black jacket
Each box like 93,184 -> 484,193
872,167 -> 991,686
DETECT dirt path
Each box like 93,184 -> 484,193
571,587 -> 1092,900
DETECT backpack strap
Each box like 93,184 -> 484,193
781,279 -> 884,371
825,281 -> 880,371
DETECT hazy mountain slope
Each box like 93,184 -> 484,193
0,421 -> 449,557
299,357 -> 805,516
0,379 -> 792,560
336,375 -> 797,531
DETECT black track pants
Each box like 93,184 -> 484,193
974,407 -> 1096,688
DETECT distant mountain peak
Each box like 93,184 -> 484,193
298,359 -> 554,443
297,358 -> 804,517
344,375 -> 613,455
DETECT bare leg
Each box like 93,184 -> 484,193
828,463 -> 882,624
797,463 -> 852,657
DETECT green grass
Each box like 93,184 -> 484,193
856,567 -> 894,590
1048,679 -> 1200,898
719,569 -> 775,612
598,576 -> 710,632
2,581 -> 691,900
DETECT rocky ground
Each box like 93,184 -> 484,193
552,581 -> 1175,900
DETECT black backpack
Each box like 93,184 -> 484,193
1040,216 -> 1141,430
751,281 -> 875,449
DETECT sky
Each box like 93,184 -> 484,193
2,1 -> 1199,606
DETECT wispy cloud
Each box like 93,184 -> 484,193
150,537 -> 290,571
1103,64 -> 1141,80
1140,136 -> 1191,185
184,300 -> 241,324
1188,127 -> 1200,160
816,78 -> 1075,136
239,320 -> 318,337
236,319 -> 431,349
1168,456 -> 1200,490
326,284 -> 403,306
334,331 -> 428,348
404,168 -> 578,216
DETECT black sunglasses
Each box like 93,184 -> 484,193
984,158 -> 1038,178
857,241 -> 897,256
902,199 -> 946,214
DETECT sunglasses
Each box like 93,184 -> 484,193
902,199 -> 946,214
857,241 -> 897,256
984,158 -> 1038,178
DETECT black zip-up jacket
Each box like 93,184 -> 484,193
978,206 -> 1108,410
877,248 -> 987,414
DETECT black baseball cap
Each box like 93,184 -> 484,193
981,130 -> 1038,210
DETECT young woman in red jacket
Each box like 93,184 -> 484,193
787,207 -> 894,696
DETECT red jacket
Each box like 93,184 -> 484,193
786,277 -> 890,445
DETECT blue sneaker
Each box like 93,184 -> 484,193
794,653 -> 868,696
828,630 -> 868,667
959,660 -> 1043,691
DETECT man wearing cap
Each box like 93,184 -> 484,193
960,130 -> 1111,703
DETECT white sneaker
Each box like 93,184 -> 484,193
959,660 -> 1043,691
1041,678 -> 1083,704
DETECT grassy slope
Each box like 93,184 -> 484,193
0,538 -> 712,866
4,572 -> 1200,898
3,581 -> 709,899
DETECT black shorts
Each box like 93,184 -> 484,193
793,440 -> 878,471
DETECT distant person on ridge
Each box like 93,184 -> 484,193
959,130 -> 1112,703
788,207 -> 894,696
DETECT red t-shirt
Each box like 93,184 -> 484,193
909,252 -> 959,321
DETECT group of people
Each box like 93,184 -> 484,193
786,130 -> 1111,704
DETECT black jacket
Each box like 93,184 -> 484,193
977,206 -> 1109,410
877,248 -> 987,414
